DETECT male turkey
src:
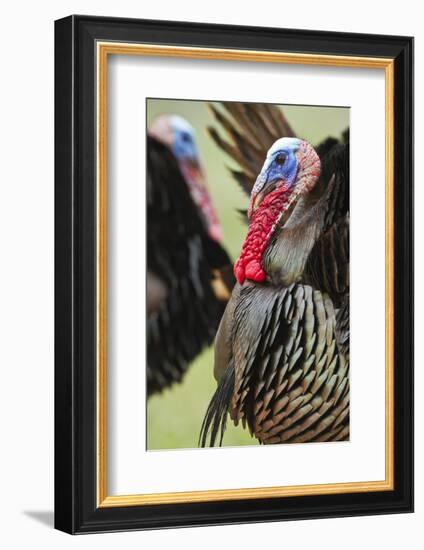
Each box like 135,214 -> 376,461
147,115 -> 234,396
200,103 -> 349,446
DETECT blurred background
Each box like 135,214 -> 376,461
146,99 -> 349,450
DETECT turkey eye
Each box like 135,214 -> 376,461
182,132 -> 191,142
275,153 -> 286,166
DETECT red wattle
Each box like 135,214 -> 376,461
234,187 -> 291,285
245,260 -> 266,282
234,260 -> 246,284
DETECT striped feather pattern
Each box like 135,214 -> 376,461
229,283 -> 349,444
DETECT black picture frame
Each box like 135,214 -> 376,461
55,14 -> 414,534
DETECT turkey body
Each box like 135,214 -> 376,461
200,104 -> 349,446
147,136 -> 234,395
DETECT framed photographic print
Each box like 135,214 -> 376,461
54,15 -> 414,534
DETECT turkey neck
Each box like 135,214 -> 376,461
235,187 -> 324,288
262,194 -> 320,287
233,186 -> 292,285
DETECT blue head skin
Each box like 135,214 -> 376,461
254,137 -> 300,192
170,116 -> 200,165
249,137 -> 301,218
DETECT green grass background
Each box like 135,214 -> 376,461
146,99 -> 349,450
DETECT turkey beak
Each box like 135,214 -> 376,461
250,179 -> 282,216
186,155 -> 200,170
181,157 -> 206,187
252,189 -> 267,213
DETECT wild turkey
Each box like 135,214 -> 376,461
200,103 -> 349,446
147,115 -> 234,396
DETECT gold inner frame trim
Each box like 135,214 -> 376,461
96,41 -> 395,508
